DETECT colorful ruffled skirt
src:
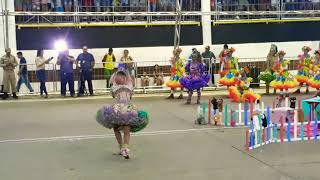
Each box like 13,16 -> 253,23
219,72 -> 237,87
295,70 -> 310,84
166,75 -> 183,89
308,75 -> 320,89
96,103 -> 149,133
270,76 -> 299,90
228,86 -> 260,103
179,74 -> 210,91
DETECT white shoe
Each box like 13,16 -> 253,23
121,147 -> 130,159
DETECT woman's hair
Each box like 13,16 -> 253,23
124,49 -> 129,54
223,44 -> 228,49
36,49 -> 43,57
315,50 -> 320,55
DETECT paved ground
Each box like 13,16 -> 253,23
0,91 -> 319,180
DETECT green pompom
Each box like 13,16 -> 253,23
258,71 -> 276,83
131,110 -> 149,133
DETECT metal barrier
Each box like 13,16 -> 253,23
14,56 -> 304,95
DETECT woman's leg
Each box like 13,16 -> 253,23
186,90 -> 193,104
123,126 -> 131,145
113,127 -> 123,145
197,89 -> 201,104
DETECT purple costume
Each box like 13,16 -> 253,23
180,62 -> 210,91
96,69 -> 148,132
180,61 -> 210,104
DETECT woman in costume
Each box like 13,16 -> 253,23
295,46 -> 312,94
180,53 -> 210,104
166,48 -> 185,99
228,67 -> 261,103
270,50 -> 298,98
96,67 -> 149,159
219,47 -> 239,88
308,50 -> 320,96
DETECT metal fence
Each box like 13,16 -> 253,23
11,56 -> 304,95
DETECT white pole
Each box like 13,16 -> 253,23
238,103 -> 242,125
261,102 -> 265,114
201,0 -> 212,45
285,97 -> 289,108
294,109 -> 298,139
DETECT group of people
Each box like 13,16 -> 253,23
0,46 -> 137,99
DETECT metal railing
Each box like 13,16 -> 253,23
8,56 -> 305,95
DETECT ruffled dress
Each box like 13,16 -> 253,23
271,60 -> 299,90
96,85 -> 149,132
179,62 -> 210,91
166,58 -> 185,89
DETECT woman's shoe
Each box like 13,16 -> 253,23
121,144 -> 130,159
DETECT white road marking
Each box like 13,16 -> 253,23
0,127 -> 243,144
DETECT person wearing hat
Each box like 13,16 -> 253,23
218,47 -> 239,88
202,46 -> 217,85
166,48 -> 185,99
0,48 -> 18,99
270,50 -> 298,98
102,48 -> 116,88
294,46 -> 312,94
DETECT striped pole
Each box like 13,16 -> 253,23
266,106 -> 271,143
246,130 -> 249,151
208,99 -> 211,125
287,116 -> 291,142
233,110 -> 237,127
250,120 -> 255,148
307,115 -> 311,141
244,102 -> 249,126
238,103 -> 242,125
224,104 -> 229,126
301,122 -> 305,141
313,103 -> 317,140
273,100 -> 275,109
263,128 -> 266,144
250,102 -> 253,118
273,124 -> 278,143
230,109 -> 234,127
280,116 -> 284,143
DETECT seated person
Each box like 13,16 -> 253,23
153,64 -> 164,86
141,72 -> 150,87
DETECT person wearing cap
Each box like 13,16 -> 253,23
0,48 -> 18,99
102,48 -> 116,88
76,46 -> 95,96
202,46 -> 217,85
57,50 -> 76,97
294,46 -> 312,94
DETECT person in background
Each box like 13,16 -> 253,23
140,72 -> 150,87
189,48 -> 201,62
202,45 -> 217,85
15,0 -> 23,11
41,0 -> 49,11
32,0 -> 41,11
219,44 -> 228,60
149,0 -> 157,11
120,49 -> 135,86
54,0 -> 64,12
57,50 -> 76,97
23,0 -> 33,11
76,46 -> 95,96
94,0 -> 102,11
0,48 -> 18,100
63,0 -> 73,12
35,49 -> 52,98
16,52 -> 34,93
102,48 -> 116,88
153,64 -> 164,86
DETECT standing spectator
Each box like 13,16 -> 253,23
153,64 -> 164,86
63,0 -> 73,12
76,46 -> 95,96
23,0 -> 33,11
32,0 -> 41,11
202,46 -> 217,85
102,48 -> 116,88
35,49 -> 52,98
94,0 -> 102,11
0,48 -> 18,100
41,0 -> 49,11
16,52 -> 34,93
189,48 -> 201,62
54,0 -> 64,11
120,49 -> 135,86
57,50 -> 76,97
15,0 -> 24,11
149,0 -> 157,11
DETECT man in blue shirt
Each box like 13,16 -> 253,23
76,46 -> 95,96
57,50 -> 76,97
16,52 -> 34,93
